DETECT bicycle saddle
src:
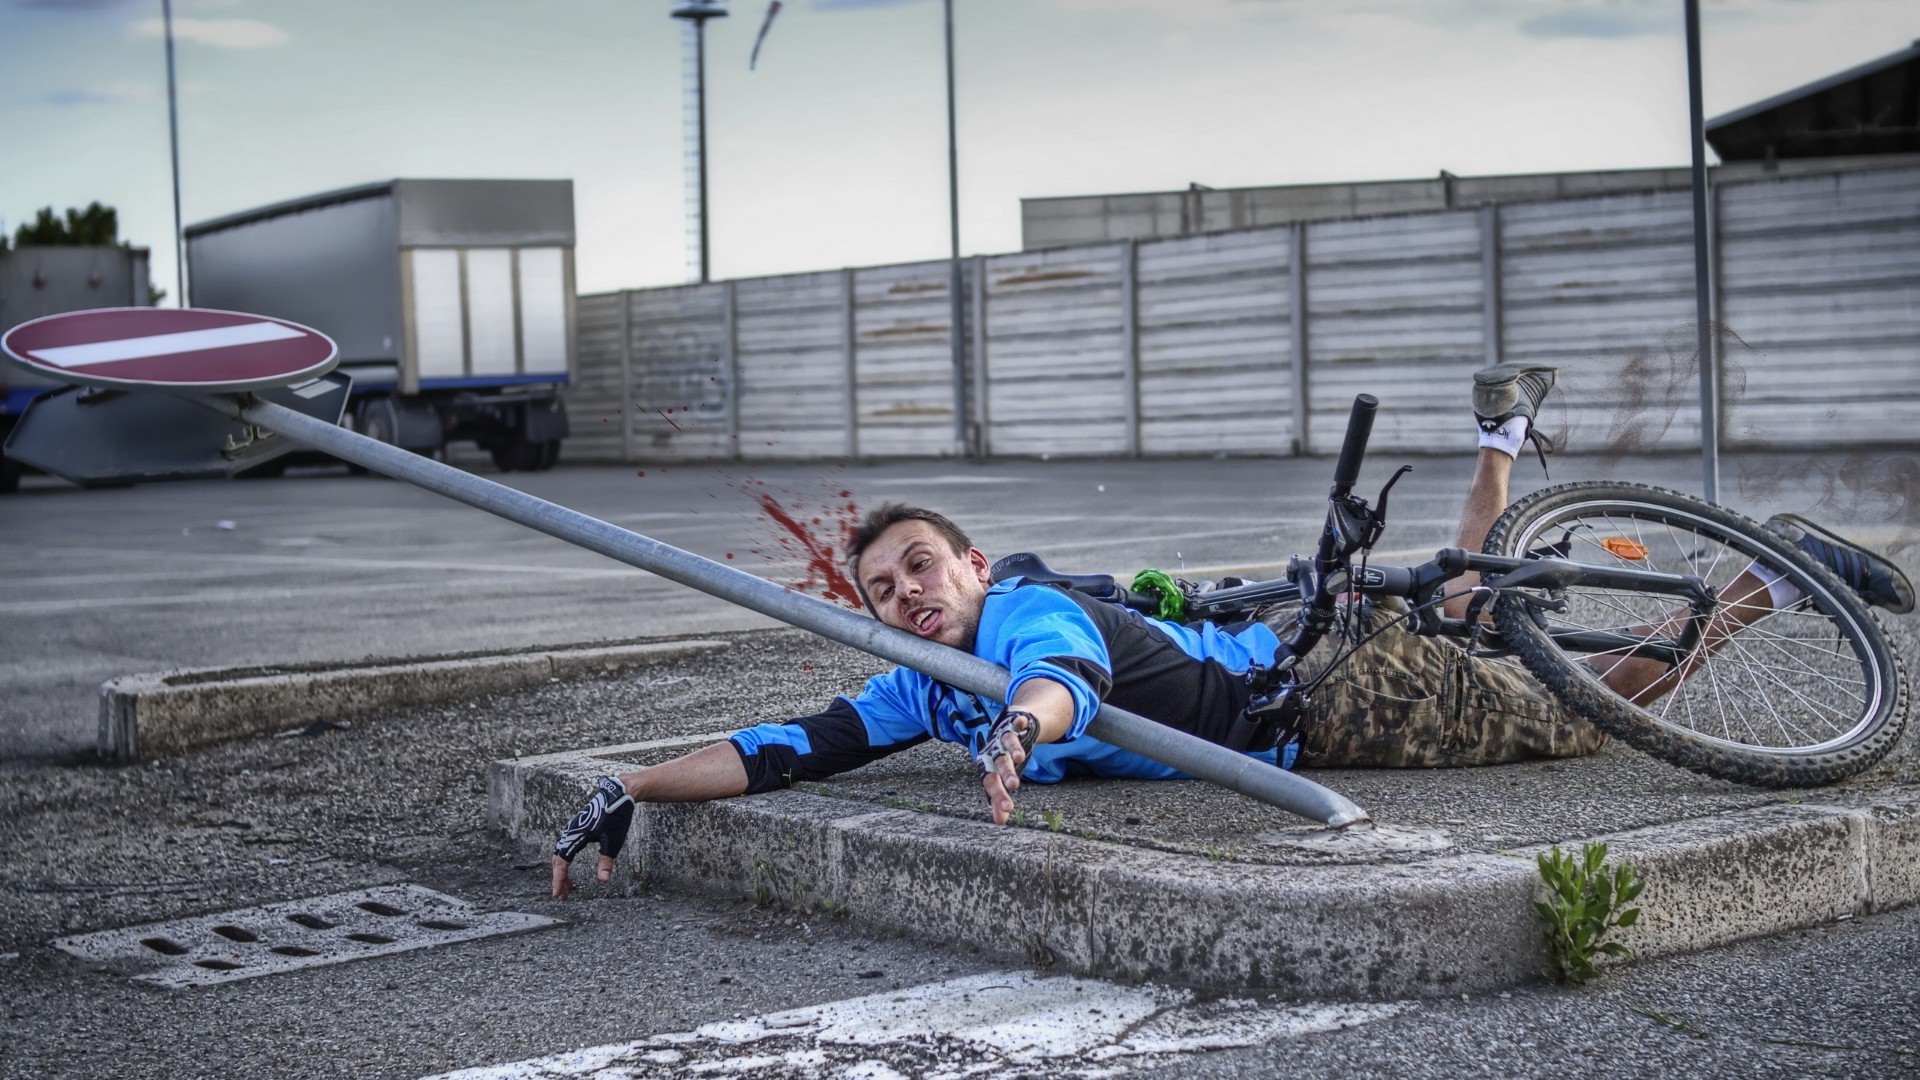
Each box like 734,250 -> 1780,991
988,551 -> 1119,596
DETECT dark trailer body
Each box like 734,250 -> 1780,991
185,179 -> 576,471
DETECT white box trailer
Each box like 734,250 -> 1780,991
185,179 -> 576,471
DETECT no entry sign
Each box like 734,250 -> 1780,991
2,307 -> 337,392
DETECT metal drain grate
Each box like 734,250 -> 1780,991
51,884 -> 560,989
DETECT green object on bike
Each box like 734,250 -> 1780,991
1130,568 -> 1187,622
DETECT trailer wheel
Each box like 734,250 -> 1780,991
490,432 -> 552,472
347,398 -> 401,476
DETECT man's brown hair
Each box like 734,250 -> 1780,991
846,504 -> 974,611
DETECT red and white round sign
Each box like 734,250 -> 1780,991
2,307 -> 337,392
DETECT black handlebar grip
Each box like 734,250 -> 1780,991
1331,394 -> 1378,488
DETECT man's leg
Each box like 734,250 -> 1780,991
1442,447 -> 1515,620
1442,362 -> 1558,620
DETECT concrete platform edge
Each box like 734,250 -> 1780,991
488,744 -> 1920,999
96,640 -> 731,762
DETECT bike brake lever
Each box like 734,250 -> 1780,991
1373,465 -> 1413,524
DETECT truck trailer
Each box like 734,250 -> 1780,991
185,179 -> 576,472
0,243 -> 153,492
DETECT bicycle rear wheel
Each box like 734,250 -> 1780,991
1484,482 -> 1908,786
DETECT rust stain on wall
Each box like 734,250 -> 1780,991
862,323 -> 946,339
995,269 -> 1096,286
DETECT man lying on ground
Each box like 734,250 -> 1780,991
551,364 -> 1913,898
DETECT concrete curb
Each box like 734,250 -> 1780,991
97,640 -> 730,761
489,741 -> 1920,999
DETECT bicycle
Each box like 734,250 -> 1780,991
992,395 -> 1910,788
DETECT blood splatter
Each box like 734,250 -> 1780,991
635,470 -> 646,477
658,410 -> 683,431
752,491 -> 863,609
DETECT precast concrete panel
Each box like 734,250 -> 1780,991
1304,211 -> 1486,452
982,246 -> 1128,457
567,291 -> 629,462
1718,165 -> 1920,449
734,271 -> 851,460
186,192 -> 403,365
617,284 -> 732,462
1134,228 -> 1293,455
1497,190 -> 1701,455
853,260 -> 960,458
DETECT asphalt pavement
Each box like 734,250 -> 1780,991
6,450 -> 1915,762
4,449 -> 1918,1078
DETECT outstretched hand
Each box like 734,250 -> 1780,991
975,710 -> 1039,826
550,775 -> 636,900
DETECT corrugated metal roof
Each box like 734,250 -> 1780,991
1706,40 -> 1920,160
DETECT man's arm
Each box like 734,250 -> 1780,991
551,742 -> 748,899
551,685 -> 930,899
978,676 -> 1075,826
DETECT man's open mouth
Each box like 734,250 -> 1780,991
910,607 -> 942,636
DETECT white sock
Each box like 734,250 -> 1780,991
1740,559 -> 1804,609
1477,415 -> 1530,459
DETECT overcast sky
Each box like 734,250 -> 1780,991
1,0 -> 1912,304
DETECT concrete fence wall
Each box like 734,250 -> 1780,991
570,163 -> 1920,462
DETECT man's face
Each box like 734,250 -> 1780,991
857,520 -> 992,650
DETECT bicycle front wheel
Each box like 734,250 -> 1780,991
1484,482 -> 1908,786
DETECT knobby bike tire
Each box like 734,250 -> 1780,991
1484,482 -> 1908,786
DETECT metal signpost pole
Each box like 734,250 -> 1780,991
203,391 -> 1369,829
1685,0 -> 1720,503
944,0 -> 969,452
163,0 -> 186,305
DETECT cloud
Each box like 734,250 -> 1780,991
127,16 -> 290,47
10,0 -> 140,10
1519,8 -> 1671,40
39,82 -> 153,106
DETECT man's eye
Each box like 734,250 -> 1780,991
911,558 -> 929,572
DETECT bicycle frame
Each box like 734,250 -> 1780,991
1185,396 -> 1722,675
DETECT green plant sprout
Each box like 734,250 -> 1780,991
1535,841 -> 1644,986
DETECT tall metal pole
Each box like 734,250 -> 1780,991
673,2 -> 727,284
163,0 -> 186,305
695,16 -> 713,284
1684,0 -> 1720,503
944,0 -> 968,451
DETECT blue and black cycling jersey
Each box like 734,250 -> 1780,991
728,577 -> 1297,794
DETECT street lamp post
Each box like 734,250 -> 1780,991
943,0 -> 968,453
1684,0 -> 1720,503
162,0 -> 185,305
672,1 -> 728,284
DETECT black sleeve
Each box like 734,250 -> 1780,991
728,697 -> 930,795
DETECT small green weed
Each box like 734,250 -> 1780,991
1041,809 -> 1064,832
1535,841 -> 1644,986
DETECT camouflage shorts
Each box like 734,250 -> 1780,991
1261,599 -> 1609,768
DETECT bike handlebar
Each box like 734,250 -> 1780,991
1331,394 -> 1377,490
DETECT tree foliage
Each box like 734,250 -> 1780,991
13,202 -> 120,247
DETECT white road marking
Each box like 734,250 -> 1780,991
424,972 -> 1408,1079
28,321 -> 304,368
